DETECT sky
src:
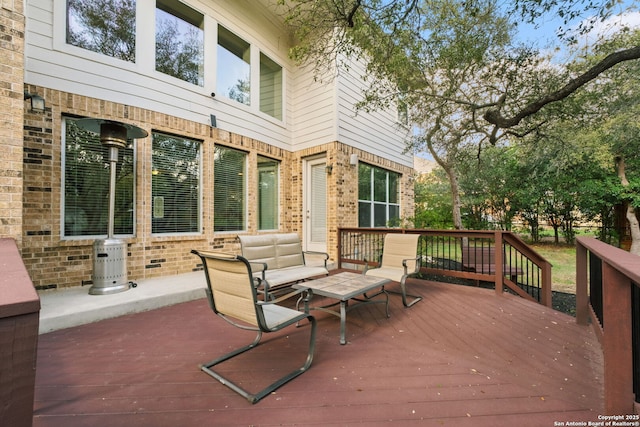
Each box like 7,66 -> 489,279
514,2 -> 640,57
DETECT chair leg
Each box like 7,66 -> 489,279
200,316 -> 317,404
395,277 -> 422,307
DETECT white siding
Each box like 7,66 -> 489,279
336,57 -> 413,167
290,57 -> 412,169
25,0 -> 411,166
291,64 -> 338,150
25,0 -> 294,149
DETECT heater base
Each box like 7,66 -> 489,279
88,282 -> 132,295
91,238 -> 129,296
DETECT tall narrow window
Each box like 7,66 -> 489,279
358,164 -> 372,227
214,146 -> 246,232
397,97 -> 409,126
217,25 -> 250,105
258,156 -> 279,230
260,53 -> 283,120
358,163 -> 401,227
155,0 -> 204,86
62,117 -> 135,237
66,0 -> 136,62
152,132 -> 201,234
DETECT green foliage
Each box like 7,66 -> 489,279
457,144 -> 520,230
413,168 -> 454,229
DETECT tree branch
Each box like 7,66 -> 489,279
483,45 -> 640,129
346,0 -> 362,27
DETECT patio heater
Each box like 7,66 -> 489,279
75,118 -> 148,295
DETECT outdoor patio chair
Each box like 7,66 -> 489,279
191,250 -> 317,404
363,233 -> 422,307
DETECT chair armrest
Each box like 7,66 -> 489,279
401,256 -> 421,274
303,251 -> 330,268
363,253 -> 383,274
257,287 -> 309,306
246,262 -> 269,296
249,261 -> 268,277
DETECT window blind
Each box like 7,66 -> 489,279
152,132 -> 201,234
63,117 -> 135,237
258,156 -> 279,230
214,146 -> 246,232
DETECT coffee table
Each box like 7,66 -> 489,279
293,272 -> 390,345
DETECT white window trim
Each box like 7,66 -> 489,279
53,0 -> 287,125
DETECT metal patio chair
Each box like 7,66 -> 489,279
191,250 -> 317,404
363,233 -> 422,307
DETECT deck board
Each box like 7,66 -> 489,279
34,278 -> 603,426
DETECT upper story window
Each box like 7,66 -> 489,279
217,25 -> 251,105
397,97 -> 409,126
155,0 -> 204,86
62,117 -> 135,238
358,163 -> 400,227
214,146 -> 246,232
66,0 -> 136,62
257,156 -> 279,230
259,53 -> 283,120
63,3 -> 285,122
151,132 -> 201,234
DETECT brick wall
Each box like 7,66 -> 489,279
0,2 -> 25,244
21,87 -> 415,289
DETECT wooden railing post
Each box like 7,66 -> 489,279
540,261 -> 553,307
494,231 -> 504,296
337,228 -> 343,270
602,261 -> 635,414
575,239 -> 589,325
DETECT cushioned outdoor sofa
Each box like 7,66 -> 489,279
238,233 -> 329,300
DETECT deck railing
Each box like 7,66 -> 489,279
0,238 -> 40,426
337,228 -> 552,307
576,237 -> 640,415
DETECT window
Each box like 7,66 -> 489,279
63,117 -> 135,237
66,0 -> 136,62
260,53 -> 283,120
257,156 -> 279,230
214,146 -> 246,232
217,25 -> 251,105
358,164 -> 400,227
155,0 -> 204,86
151,132 -> 201,234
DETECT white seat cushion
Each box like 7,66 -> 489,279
263,265 -> 328,286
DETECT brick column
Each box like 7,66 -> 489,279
0,2 -> 25,244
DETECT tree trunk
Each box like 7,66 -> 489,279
425,126 -> 464,230
625,204 -> 640,255
616,156 -> 640,256
444,166 -> 463,230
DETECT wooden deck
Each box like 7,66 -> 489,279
33,277 -> 604,426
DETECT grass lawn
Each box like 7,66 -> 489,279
529,243 -> 576,294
